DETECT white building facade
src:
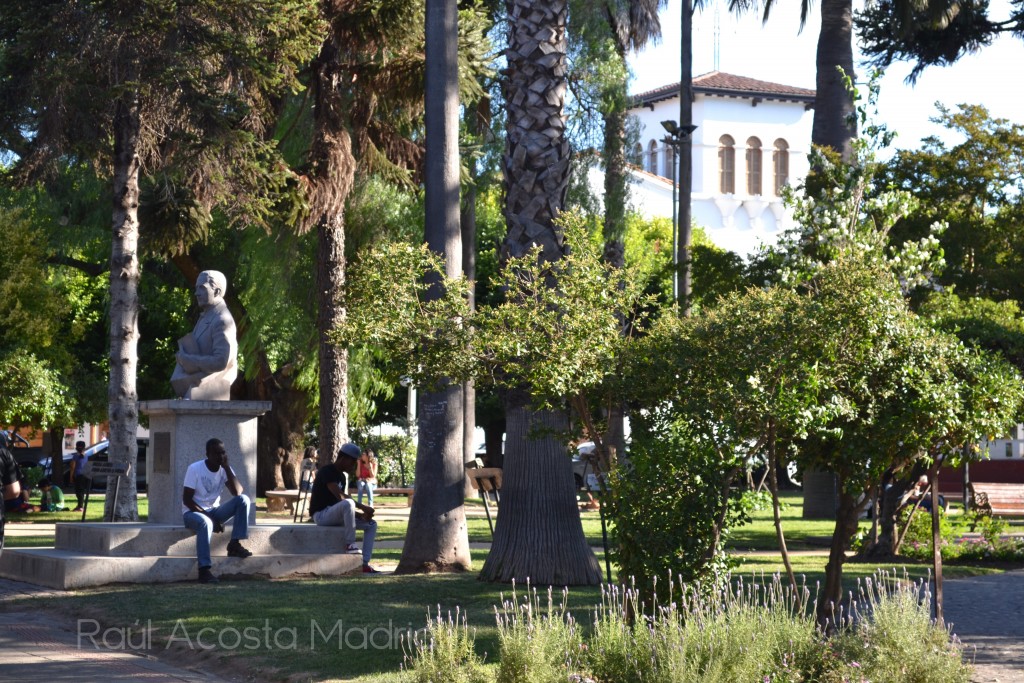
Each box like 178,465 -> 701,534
625,72 -> 815,257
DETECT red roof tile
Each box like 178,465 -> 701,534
632,71 -> 815,106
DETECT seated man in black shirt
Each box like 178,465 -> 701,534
308,442 -> 380,573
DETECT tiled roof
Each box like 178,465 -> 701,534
632,71 -> 816,106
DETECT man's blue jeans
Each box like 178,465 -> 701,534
183,494 -> 251,569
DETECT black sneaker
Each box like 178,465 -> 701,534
198,567 -> 219,584
227,540 -> 253,558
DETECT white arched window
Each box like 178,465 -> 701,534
746,136 -> 762,196
647,140 -> 658,174
718,135 -> 735,194
773,139 -> 789,195
664,141 -> 676,179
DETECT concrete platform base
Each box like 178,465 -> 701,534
0,522 -> 363,590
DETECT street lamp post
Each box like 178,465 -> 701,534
660,120 -> 698,311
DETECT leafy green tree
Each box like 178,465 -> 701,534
0,0 -> 323,520
344,212 -> 651,584
857,0 -> 1024,82
881,104 -> 1024,301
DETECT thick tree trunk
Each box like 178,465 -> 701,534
480,398 -> 602,585
397,0 -> 471,573
317,213 -> 349,465
817,482 -> 862,630
311,38 -> 356,466
813,0 -> 857,157
47,427 -> 64,487
485,0 -> 598,584
502,0 -> 570,260
251,369 -> 310,495
862,466 -> 922,559
106,95 -> 142,522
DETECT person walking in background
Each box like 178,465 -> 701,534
69,441 -> 91,512
356,449 -> 378,506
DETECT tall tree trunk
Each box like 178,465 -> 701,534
818,480 -> 862,630
481,396 -> 602,584
481,0 -> 600,585
767,423 -> 796,592
461,96 -> 487,496
47,427 -> 64,488
311,38 -> 356,465
602,109 -> 627,270
678,0 -> 694,315
317,214 -> 348,464
106,94 -> 142,522
813,0 -> 857,157
397,0 -> 471,573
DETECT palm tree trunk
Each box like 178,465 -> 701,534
678,0 -> 694,315
397,0 -> 471,573
813,0 -> 857,157
480,0 -> 600,585
480,396 -> 602,584
106,93 -> 142,522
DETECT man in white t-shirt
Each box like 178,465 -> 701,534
182,438 -> 253,583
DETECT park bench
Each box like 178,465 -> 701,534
968,482 -> 1024,519
265,489 -> 300,513
373,487 -> 415,506
82,461 -> 131,522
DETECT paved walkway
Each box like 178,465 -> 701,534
0,579 -> 233,682
944,570 -> 1024,682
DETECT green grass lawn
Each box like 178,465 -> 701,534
2,489 -> 1021,682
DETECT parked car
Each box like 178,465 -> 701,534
4,431 -> 47,472
572,442 -> 608,491
40,438 -> 149,492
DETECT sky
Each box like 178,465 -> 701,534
628,0 -> 1024,151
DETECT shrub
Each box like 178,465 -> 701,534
403,572 -> 972,683
820,574 -> 972,683
402,607 -> 489,683
494,583 -> 584,683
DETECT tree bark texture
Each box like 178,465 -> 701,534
311,37 -> 356,466
602,109 -> 627,269
486,0 -> 600,585
106,94 -> 142,522
461,94 -> 486,496
480,399 -> 602,585
501,0 -> 570,264
818,482 -> 863,629
678,0 -> 694,315
813,0 -> 857,158
397,0 -> 471,573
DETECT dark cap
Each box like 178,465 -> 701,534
338,442 -> 361,460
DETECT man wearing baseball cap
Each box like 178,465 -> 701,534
309,442 -> 380,573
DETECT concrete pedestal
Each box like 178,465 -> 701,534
139,399 -> 271,526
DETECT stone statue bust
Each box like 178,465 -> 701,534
170,270 -> 238,400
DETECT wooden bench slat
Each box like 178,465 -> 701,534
969,482 -> 1024,518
